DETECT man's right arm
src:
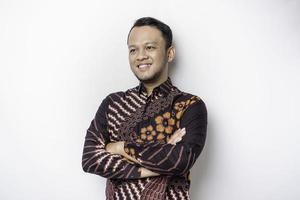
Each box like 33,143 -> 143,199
82,95 -> 158,179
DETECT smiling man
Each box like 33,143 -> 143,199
82,17 -> 208,200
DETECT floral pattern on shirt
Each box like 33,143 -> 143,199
135,96 -> 201,144
174,96 -> 200,128
155,112 -> 175,134
140,125 -> 157,142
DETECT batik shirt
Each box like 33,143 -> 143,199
82,77 -> 208,200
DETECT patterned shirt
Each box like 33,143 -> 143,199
82,76 -> 208,200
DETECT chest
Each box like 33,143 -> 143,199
106,91 -> 196,144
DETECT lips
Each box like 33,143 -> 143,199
137,63 -> 152,70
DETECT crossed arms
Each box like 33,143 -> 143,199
81,96 -> 207,179
105,128 -> 186,178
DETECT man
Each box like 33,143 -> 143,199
82,17 -> 207,200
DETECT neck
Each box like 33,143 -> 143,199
143,76 -> 168,96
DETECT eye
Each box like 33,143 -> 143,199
146,46 -> 155,50
129,48 -> 136,54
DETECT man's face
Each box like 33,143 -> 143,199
127,26 -> 171,84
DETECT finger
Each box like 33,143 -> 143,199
170,132 -> 181,140
181,127 -> 186,133
171,129 -> 183,139
173,134 -> 184,142
168,136 -> 176,144
169,135 -> 180,145
173,130 -> 184,138
181,130 -> 186,136
173,130 -> 185,140
174,128 -> 183,135
169,128 -> 186,144
177,130 -> 185,138
173,137 -> 182,144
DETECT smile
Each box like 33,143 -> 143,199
137,63 -> 152,69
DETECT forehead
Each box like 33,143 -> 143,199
128,26 -> 165,46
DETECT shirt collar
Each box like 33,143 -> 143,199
137,76 -> 174,97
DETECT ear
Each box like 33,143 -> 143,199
167,46 -> 175,62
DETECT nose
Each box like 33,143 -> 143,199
137,49 -> 148,61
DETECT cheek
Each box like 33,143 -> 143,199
128,56 -> 135,65
154,49 -> 166,59
153,53 -> 166,65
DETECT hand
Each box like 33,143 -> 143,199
105,141 -> 125,155
106,141 -> 141,164
168,128 -> 186,145
139,167 -> 160,178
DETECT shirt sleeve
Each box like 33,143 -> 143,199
82,95 -> 142,179
124,98 -> 208,176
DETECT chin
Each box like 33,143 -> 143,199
135,73 -> 154,82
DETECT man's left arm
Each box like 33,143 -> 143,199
108,98 -> 208,176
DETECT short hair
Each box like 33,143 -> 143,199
127,17 -> 173,49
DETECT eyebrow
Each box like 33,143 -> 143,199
128,42 -> 158,48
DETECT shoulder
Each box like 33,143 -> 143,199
176,92 -> 208,127
100,86 -> 138,104
173,90 -> 207,112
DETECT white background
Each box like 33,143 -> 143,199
1,0 -> 299,199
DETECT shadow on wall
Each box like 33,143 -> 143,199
190,118 -> 214,199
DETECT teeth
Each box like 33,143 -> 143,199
138,64 -> 151,69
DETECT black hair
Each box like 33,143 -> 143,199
127,17 -> 173,49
